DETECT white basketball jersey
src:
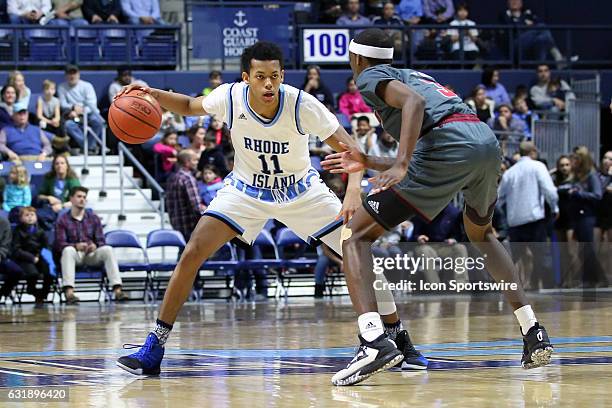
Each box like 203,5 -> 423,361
202,82 -> 339,189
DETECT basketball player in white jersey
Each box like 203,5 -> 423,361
116,42 -> 426,385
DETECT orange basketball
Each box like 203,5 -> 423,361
109,89 -> 162,144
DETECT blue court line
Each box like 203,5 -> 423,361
0,336 -> 610,359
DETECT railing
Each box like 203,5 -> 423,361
81,109 -> 107,198
0,24 -> 181,68
117,143 -> 166,230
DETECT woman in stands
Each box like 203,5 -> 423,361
302,65 -> 335,112
595,150 -> 612,279
338,76 -> 371,122
481,66 -> 511,107
0,85 -> 17,129
37,155 -> 80,214
567,146 -> 607,287
465,85 -> 494,123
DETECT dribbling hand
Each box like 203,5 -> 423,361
114,84 -> 154,101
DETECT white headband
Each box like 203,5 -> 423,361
349,39 -> 393,59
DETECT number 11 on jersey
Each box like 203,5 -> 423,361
258,154 -> 284,175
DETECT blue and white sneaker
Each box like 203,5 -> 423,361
393,330 -> 429,370
117,333 -> 164,375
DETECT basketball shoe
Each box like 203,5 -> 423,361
117,333 -> 164,375
521,323 -> 554,369
391,330 -> 429,370
332,333 -> 404,386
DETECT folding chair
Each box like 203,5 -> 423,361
145,229 -> 191,301
105,230 -> 150,301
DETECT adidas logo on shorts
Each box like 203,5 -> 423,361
368,200 -> 380,214
238,113 -> 247,120
365,322 -> 375,329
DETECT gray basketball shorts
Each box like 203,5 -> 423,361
364,120 -> 502,229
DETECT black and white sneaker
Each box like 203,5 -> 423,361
392,330 -> 429,370
521,322 -> 554,369
332,333 -> 404,386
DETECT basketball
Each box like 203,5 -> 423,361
109,89 -> 162,144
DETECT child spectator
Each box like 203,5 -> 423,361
202,71 -> 223,97
3,165 -> 31,212
12,206 -> 53,305
198,165 -> 223,206
481,67 -> 511,107
488,104 -> 528,138
447,3 -> 480,60
466,85 -> 494,123
8,70 -> 31,107
36,80 -> 63,138
338,77 -> 371,121
512,96 -> 538,139
153,129 -> 180,177
197,132 -> 228,176
352,116 -> 377,154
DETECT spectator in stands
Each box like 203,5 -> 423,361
165,150 -> 204,241
353,115 -> 377,154
567,146 -> 607,287
121,0 -> 163,25
552,154 -> 579,287
447,3 -> 480,61
82,0 -> 120,24
0,102 -> 52,162
396,0 -> 422,24
596,150 -> 612,276
37,155 -> 79,212
500,0 -> 566,66
466,85 -> 494,123
48,0 -> 88,28
153,128 -> 179,179
422,0 -> 454,24
498,141 -> 558,289
202,71 -> 223,97
198,165 -> 223,206
0,84 -> 17,129
144,97 -> 186,151
0,216 -> 23,302
55,186 -> 128,304
12,206 -> 53,305
36,80 -> 63,139
372,2 -> 403,52
7,0 -> 51,23
368,130 -> 397,159
197,132 -> 228,177
185,125 -> 205,157
58,65 -> 104,153
302,65 -> 334,112
7,71 -> 31,107
107,66 -> 148,102
3,165 -> 31,211
411,203 -> 468,284
336,0 -> 369,26
317,0 -> 342,24
338,77 -> 371,121
488,104 -> 528,138
206,115 -> 231,154
481,67 -> 511,107
529,65 -> 574,112
512,96 -> 537,139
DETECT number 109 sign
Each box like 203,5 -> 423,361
302,29 -> 350,64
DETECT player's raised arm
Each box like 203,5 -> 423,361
115,84 -> 208,117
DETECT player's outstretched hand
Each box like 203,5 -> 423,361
338,189 -> 361,224
368,165 -> 405,194
321,142 -> 366,174
114,84 -> 153,101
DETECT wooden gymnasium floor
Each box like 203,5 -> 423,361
0,292 -> 611,407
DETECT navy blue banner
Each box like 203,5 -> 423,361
191,5 -> 293,61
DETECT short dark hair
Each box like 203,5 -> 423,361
70,186 -> 88,197
240,42 -> 284,73
204,131 -> 217,144
346,76 -> 355,85
202,164 -> 219,175
353,29 -> 394,65
356,116 -> 370,124
209,70 -> 222,79
456,2 -> 468,11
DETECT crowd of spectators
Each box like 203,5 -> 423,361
2,0 -> 164,26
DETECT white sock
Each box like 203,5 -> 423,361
358,312 -> 384,342
514,305 -> 538,335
